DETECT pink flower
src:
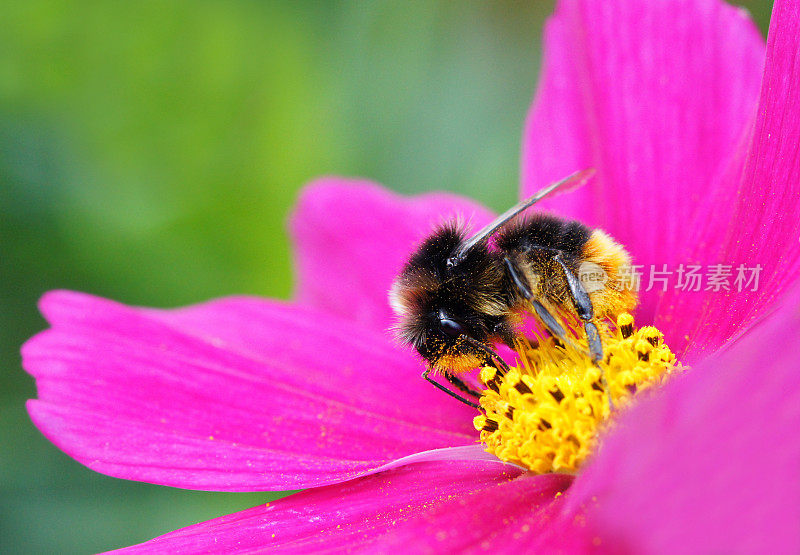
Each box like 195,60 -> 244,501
23,0 -> 800,551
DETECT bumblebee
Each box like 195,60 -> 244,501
389,170 -> 637,407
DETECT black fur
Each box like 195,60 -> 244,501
396,224 -> 512,363
394,216 -> 595,370
494,214 -> 591,269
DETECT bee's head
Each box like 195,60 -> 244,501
390,224 -> 514,373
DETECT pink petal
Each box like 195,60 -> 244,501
114,460 -> 531,553
375,472 -> 592,552
568,283 -> 800,552
25,290 -> 479,491
656,0 -> 800,359
373,444 -> 519,472
522,0 -> 765,323
290,178 -> 495,333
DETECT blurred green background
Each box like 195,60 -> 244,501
0,1 -> 772,552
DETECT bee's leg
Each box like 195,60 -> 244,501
551,254 -> 614,409
422,368 -> 479,409
503,257 -> 570,345
445,373 -> 483,398
509,252 -> 613,408
551,255 -> 602,363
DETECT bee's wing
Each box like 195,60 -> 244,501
451,168 -> 595,262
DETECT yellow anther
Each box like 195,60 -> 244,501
635,339 -> 654,361
475,313 -> 682,473
479,366 -> 498,384
617,312 -> 635,338
640,326 -> 663,346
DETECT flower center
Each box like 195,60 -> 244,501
473,313 -> 682,473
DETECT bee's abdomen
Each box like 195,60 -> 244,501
580,229 -> 638,316
495,213 -> 591,265
496,215 -> 637,318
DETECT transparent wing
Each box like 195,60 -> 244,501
450,168 -> 595,262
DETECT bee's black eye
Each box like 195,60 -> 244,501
438,310 -> 465,338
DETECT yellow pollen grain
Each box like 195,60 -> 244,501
474,313 -> 682,474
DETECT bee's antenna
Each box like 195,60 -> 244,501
448,169 -> 595,265
422,367 -> 480,408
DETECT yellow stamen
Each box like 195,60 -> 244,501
474,313 -> 682,474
